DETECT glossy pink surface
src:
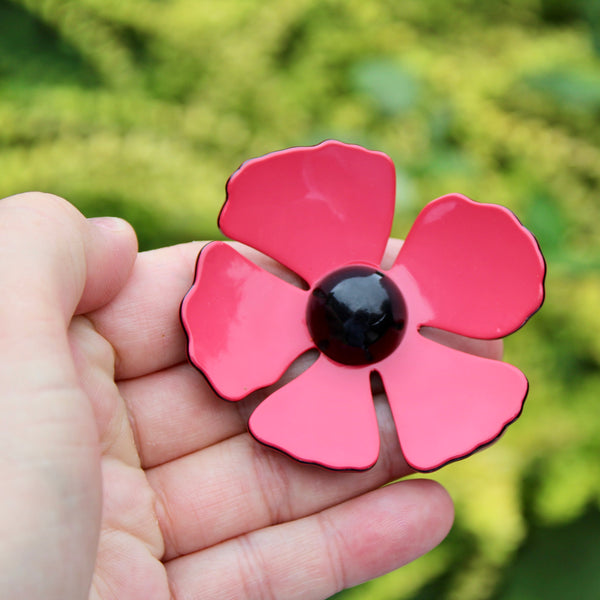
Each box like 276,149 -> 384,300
181,141 -> 546,472
249,355 -> 379,470
220,140 -> 396,286
181,242 -> 313,400
395,194 -> 545,339
378,332 -> 527,472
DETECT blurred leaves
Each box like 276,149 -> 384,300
494,508 -> 600,600
350,59 -> 420,116
524,68 -> 600,111
522,192 -> 566,262
1,1 -> 600,599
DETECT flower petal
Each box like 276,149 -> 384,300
377,331 -> 527,472
392,194 -> 545,339
249,355 -> 379,470
181,242 -> 313,400
220,141 -> 396,286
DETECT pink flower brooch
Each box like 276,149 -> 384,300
181,141 -> 545,472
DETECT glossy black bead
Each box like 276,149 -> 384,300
306,266 -> 406,366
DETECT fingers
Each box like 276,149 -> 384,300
77,216 -> 139,314
165,479 -> 454,600
88,242 -> 205,381
121,347 -> 321,469
68,316 -> 140,465
146,391 -> 410,560
119,363 -> 246,468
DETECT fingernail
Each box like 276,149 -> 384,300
89,216 -> 130,232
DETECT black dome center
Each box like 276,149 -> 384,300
306,266 -> 406,366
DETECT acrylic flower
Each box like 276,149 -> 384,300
181,141 -> 545,472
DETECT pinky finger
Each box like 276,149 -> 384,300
165,479 -> 454,600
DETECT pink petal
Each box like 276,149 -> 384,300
220,141 -> 396,286
181,243 -> 313,400
377,331 -> 527,472
249,355 -> 379,470
392,194 -> 545,339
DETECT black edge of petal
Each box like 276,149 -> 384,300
500,203 -> 548,338
191,185 -> 543,473
410,198 -> 548,341
218,144 -> 309,235
247,362 -> 382,473
247,426 -> 380,473
178,242 -> 242,404
406,376 -> 529,473
217,140 -> 373,236
394,200 -> 541,472
479,204 -> 547,341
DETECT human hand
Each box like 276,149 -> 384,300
0,193 -> 499,599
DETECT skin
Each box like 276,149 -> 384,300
0,192 -> 501,600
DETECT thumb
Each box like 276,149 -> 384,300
0,192 -> 137,599
0,192 -> 137,386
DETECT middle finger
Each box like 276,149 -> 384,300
145,391 -> 411,561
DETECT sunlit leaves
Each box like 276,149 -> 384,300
2,1 -> 600,598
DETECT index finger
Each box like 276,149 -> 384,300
89,240 -> 405,381
88,242 -> 200,380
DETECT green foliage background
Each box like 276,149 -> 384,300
2,0 -> 600,598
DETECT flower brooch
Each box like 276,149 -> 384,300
181,141 -> 545,472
